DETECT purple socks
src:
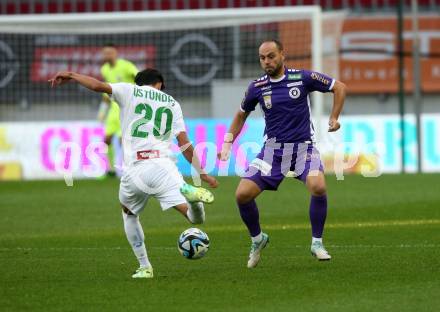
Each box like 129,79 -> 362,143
237,199 -> 261,237
238,195 -> 327,239
309,195 -> 327,238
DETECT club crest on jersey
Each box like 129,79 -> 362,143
289,87 -> 301,99
263,95 -> 272,109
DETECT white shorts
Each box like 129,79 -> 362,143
119,158 -> 187,215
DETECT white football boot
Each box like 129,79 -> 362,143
247,233 -> 269,268
311,241 -> 331,261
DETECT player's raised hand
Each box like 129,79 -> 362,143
328,118 -> 341,132
48,71 -> 73,87
200,174 -> 219,188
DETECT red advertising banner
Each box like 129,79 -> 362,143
31,45 -> 156,82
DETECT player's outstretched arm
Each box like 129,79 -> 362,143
176,131 -> 219,188
217,110 -> 250,161
49,71 -> 112,94
328,80 -> 347,132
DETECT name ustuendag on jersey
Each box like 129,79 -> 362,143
133,87 -> 175,104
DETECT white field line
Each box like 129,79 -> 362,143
0,219 -> 439,252
267,219 -> 440,231
0,219 -> 438,241
0,244 -> 439,252
174,218 -> 440,233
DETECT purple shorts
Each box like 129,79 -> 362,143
242,142 -> 324,191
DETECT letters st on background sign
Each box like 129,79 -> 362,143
280,16 -> 440,94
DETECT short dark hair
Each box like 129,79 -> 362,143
260,39 -> 284,52
135,68 -> 165,90
103,43 -> 116,48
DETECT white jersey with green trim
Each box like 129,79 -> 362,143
109,83 -> 185,170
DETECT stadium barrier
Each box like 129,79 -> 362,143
1,115 -> 440,181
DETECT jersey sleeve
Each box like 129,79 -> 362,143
240,83 -> 259,113
172,101 -> 186,136
302,70 -> 335,93
109,83 -> 133,108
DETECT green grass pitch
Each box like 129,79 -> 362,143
1,174 -> 439,311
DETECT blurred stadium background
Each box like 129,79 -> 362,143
1,3 -> 440,311
0,0 -> 439,179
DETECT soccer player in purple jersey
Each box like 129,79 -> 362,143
218,39 -> 346,268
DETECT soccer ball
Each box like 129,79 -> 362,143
177,228 -> 210,260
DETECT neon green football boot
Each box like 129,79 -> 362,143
132,267 -> 154,279
180,183 -> 214,204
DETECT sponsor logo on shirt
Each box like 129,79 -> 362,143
263,95 -> 272,109
260,85 -> 271,91
311,72 -> 330,85
137,150 -> 160,160
288,73 -> 302,80
262,90 -> 272,96
289,87 -> 301,99
287,81 -> 303,87
254,80 -> 269,87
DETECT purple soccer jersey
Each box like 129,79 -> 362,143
241,68 -> 335,143
240,68 -> 335,191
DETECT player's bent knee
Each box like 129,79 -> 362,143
235,190 -> 254,205
310,184 -> 326,196
121,204 -> 135,215
235,179 -> 261,204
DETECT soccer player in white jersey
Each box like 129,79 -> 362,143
49,68 -> 218,279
